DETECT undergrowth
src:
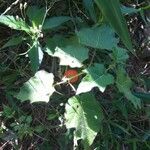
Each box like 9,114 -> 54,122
0,0 -> 150,149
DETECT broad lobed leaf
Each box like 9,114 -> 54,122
15,70 -> 55,103
45,36 -> 89,68
76,63 -> 114,94
65,92 -> 104,148
95,0 -> 133,51
77,25 -> 119,50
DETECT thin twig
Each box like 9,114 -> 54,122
1,0 -> 20,16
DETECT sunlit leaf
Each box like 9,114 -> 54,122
15,70 -> 55,103
45,37 -> 89,68
65,92 -> 104,148
76,63 -> 114,94
0,15 -> 30,33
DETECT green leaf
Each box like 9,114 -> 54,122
28,41 -> 43,73
83,0 -> 97,22
2,105 -> 15,118
121,5 -> 138,15
95,0 -> 133,50
133,92 -> 150,102
44,35 -> 67,55
15,70 -> 55,103
1,36 -> 25,49
111,47 -> 129,63
116,67 -> 141,109
34,125 -> 45,133
65,92 -> 103,148
26,6 -> 46,27
53,45 -> 89,68
77,25 -> 119,50
0,15 -> 30,33
43,16 -> 71,30
76,63 -> 114,94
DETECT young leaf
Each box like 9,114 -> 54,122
77,25 -> 119,50
0,15 -> 30,33
76,63 -> 114,95
65,92 -> 104,148
28,41 -> 43,73
15,70 -> 55,103
95,0 -> 133,50
43,16 -> 71,30
116,67 -> 141,109
26,6 -> 46,27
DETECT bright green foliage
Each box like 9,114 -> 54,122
76,63 -> 114,94
77,25 -> 119,50
65,92 -> 104,148
53,45 -> 89,68
43,16 -> 71,30
95,0 -> 133,50
15,70 -> 55,103
28,41 -> 43,73
0,15 -> 30,33
26,6 -> 46,27
116,67 -> 141,109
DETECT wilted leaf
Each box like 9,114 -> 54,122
77,25 -> 119,50
116,67 -> 141,108
76,63 -> 114,94
15,70 -> 55,103
0,15 -> 30,33
65,92 -> 103,148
